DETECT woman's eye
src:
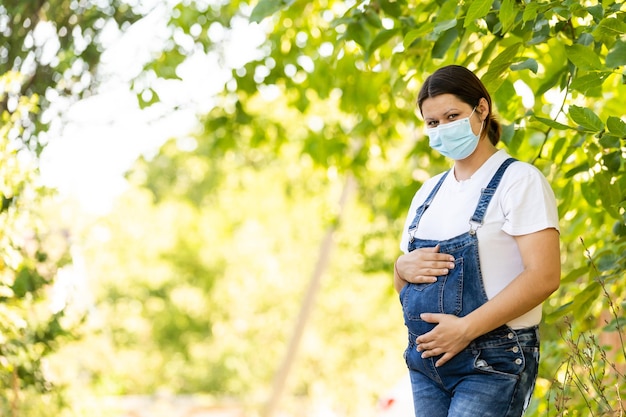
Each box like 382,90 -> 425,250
427,121 -> 439,127
448,114 -> 459,120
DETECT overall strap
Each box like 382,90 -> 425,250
469,157 -> 517,234
408,170 -> 450,241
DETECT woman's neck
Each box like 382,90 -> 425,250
453,141 -> 498,181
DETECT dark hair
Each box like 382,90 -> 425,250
417,65 -> 501,145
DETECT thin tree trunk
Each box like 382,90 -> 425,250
12,366 -> 19,417
261,175 -> 355,417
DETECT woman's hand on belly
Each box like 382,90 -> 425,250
397,244 -> 456,284
415,313 -> 473,367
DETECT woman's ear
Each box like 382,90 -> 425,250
477,97 -> 489,121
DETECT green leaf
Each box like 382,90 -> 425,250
593,17 -> 626,38
434,19 -> 458,35
1,195 -> 14,212
532,116 -> 573,130
346,20 -> 371,49
536,67 -> 567,95
557,176 -> 574,215
580,177 -> 599,204
572,281 -> 601,321
599,134 -> 621,148
379,0 -> 404,17
465,0 -> 494,28
568,105 -> 604,132
250,0 -> 294,23
432,27 -> 458,59
594,171 -> 622,218
527,19 -> 550,45
564,44 -> 602,70
577,32 -> 594,46
606,40 -> 626,68
570,72 -> 610,95
510,58 -> 538,73
11,267 -> 46,298
603,151 -> 623,173
607,116 -> 626,136
499,0 -> 517,32
363,9 -> 383,28
543,300 -> 573,323
560,265 -> 589,284
138,88 -> 161,109
507,127 -> 525,155
499,123 -> 515,147
481,42 -> 522,92
565,162 -> 590,178
404,24 -> 435,48
551,136 -> 567,160
586,4 -> 604,21
522,2 -> 539,23
368,29 -> 399,57
478,37 -> 499,67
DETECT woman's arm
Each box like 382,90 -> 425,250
416,227 -> 560,366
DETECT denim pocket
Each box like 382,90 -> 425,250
401,258 -> 464,321
472,339 -> 525,379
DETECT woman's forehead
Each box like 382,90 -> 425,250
421,94 -> 471,117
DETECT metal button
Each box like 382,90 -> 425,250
512,346 -> 519,353
508,333 -> 514,339
515,358 -> 523,365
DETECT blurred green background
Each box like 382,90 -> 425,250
1,1 -> 625,416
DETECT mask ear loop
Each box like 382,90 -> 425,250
475,100 -> 490,139
471,106 -> 485,138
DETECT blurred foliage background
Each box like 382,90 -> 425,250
1,0 -> 625,416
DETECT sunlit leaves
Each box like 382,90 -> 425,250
607,116 -> 626,137
498,0 -> 517,33
564,44 -> 603,71
533,116 -> 573,131
464,0 -> 493,27
603,151 -> 623,173
510,58 -> 538,73
521,2 -> 540,23
368,28 -> 400,58
592,16 -> 626,45
0,80 -> 80,415
570,72 -> 610,95
568,105 -> 604,133
594,170 -> 622,219
345,18 -> 372,50
29,0 -> 625,414
481,42 -> 522,92
250,0 -> 295,23
1,1 -> 142,153
606,40 -> 626,68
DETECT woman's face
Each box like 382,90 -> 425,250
421,93 -> 485,136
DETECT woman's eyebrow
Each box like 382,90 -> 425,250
442,108 -> 461,116
424,108 -> 460,120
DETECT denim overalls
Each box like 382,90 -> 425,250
400,158 -> 540,417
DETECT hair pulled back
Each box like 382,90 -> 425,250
417,65 -> 501,145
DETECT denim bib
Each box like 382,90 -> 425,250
400,158 -> 517,339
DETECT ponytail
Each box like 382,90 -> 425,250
486,114 -> 501,145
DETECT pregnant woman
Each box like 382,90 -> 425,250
394,65 -> 561,417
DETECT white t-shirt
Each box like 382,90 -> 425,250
399,150 -> 559,328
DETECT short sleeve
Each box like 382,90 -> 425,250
500,167 -> 559,236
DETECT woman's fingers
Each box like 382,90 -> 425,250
396,245 -> 456,284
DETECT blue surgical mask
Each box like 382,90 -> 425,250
424,108 -> 483,160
